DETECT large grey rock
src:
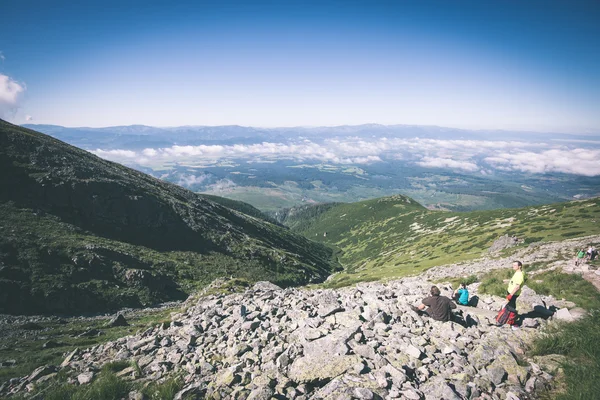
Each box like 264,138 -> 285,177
247,385 -> 274,400
252,281 -> 282,292
107,314 -> 129,327
174,383 -> 206,400
318,304 -> 344,317
27,365 -> 56,382
60,348 -> 79,367
288,355 -> 362,383
489,235 -> 520,253
384,364 -> 407,387
401,388 -> 422,400
421,377 -> 462,400
303,327 -> 358,358
554,308 -> 573,321
242,320 -> 261,330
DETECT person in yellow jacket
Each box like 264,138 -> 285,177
506,260 -> 525,310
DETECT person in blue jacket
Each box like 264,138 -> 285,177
453,282 -> 469,306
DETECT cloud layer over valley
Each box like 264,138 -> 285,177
92,137 -> 600,177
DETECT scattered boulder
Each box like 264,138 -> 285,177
77,372 -> 94,385
27,365 -> 56,382
107,314 -> 129,327
77,328 -> 102,337
488,235 -> 521,253
554,308 -> 574,321
252,281 -> 282,292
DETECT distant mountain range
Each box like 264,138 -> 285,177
23,123 -> 593,150
0,119 -> 339,315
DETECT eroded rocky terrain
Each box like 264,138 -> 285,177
2,235 -> 599,399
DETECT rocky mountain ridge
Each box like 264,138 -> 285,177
4,235 -> 597,399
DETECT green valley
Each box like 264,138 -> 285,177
280,195 -> 600,287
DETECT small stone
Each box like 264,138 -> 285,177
353,387 -> 374,399
401,388 -> 421,400
353,361 -> 368,374
247,385 -> 274,400
128,390 -> 146,400
487,366 -> 507,385
77,372 -> 94,385
77,328 -> 102,337
242,320 -> 260,330
522,318 -> 540,328
42,340 -> 61,349
27,365 -> 56,382
384,365 -> 407,386
304,328 -> 323,341
405,344 -> 422,359
276,352 -> 291,369
61,348 -> 79,367
374,370 -> 389,388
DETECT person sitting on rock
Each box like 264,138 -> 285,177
412,285 -> 456,322
453,282 -> 469,306
586,246 -> 595,260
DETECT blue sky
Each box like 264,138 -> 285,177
1,0 -> 599,133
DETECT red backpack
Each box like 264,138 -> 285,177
496,304 -> 517,326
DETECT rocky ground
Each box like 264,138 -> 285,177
2,235 -> 599,399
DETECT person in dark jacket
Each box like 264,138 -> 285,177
412,285 -> 457,322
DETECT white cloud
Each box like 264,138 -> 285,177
0,52 -> 5,62
341,155 -> 382,164
25,115 -> 33,121
416,157 -> 480,172
208,179 -> 237,192
0,74 -> 26,117
484,148 -> 600,176
177,174 -> 210,187
142,148 -> 158,157
92,149 -> 138,159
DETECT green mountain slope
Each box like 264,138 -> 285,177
270,202 -> 345,231
0,120 -> 338,314
289,195 -> 600,287
199,193 -> 280,225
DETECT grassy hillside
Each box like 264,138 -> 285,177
0,119 -> 338,314
270,202 -> 345,231
290,195 -> 600,287
199,193 -> 280,225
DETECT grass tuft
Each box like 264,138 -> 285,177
142,375 -> 184,399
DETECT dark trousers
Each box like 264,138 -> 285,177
507,293 -> 518,310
